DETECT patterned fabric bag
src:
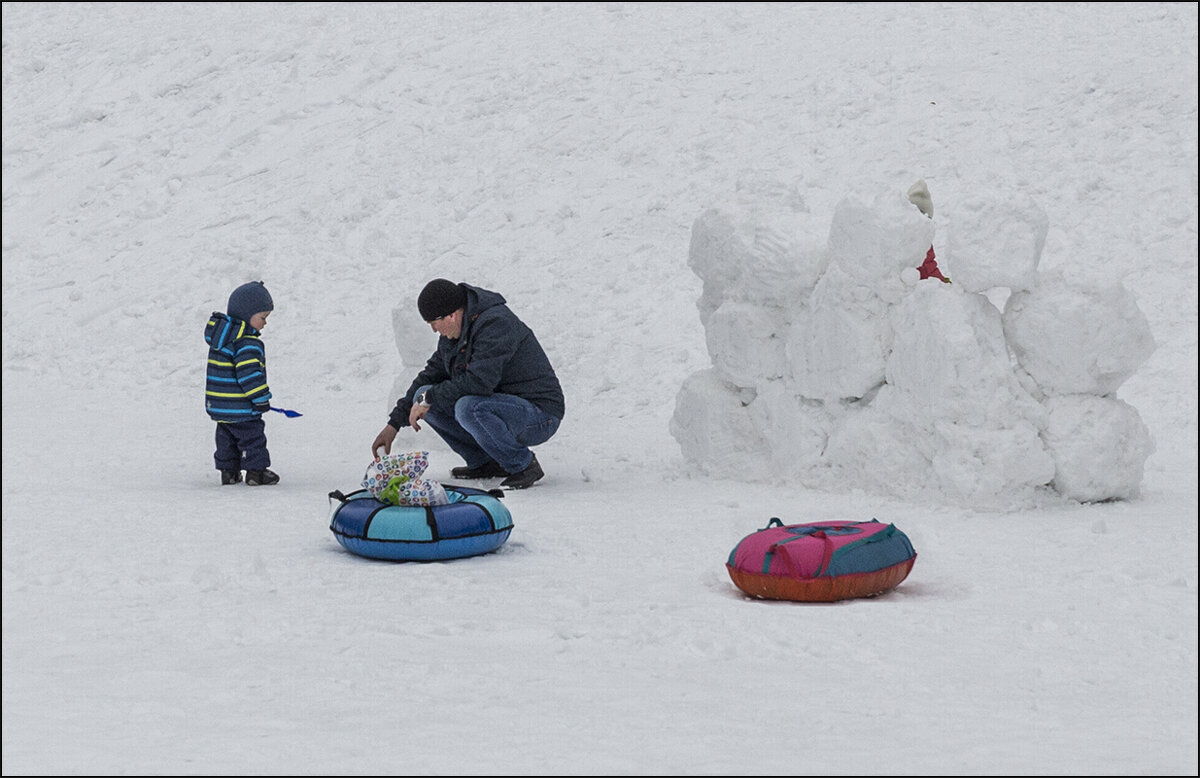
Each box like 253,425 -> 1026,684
361,451 -> 449,507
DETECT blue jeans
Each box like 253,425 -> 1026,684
419,388 -> 560,473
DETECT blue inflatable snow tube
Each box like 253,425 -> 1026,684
328,485 -> 513,561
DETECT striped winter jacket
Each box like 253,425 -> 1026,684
204,312 -> 272,422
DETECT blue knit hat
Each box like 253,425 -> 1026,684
227,281 -> 274,323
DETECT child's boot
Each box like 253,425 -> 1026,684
246,469 -> 280,486
220,470 -> 242,485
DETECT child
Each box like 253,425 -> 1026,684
204,280 -> 280,486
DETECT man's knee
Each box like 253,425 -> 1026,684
453,395 -> 484,425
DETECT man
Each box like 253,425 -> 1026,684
371,279 -> 565,489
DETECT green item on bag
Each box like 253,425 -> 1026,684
379,475 -> 410,506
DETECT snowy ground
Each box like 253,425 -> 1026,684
3,3 -> 1196,775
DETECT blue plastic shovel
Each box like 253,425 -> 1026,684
270,406 -> 303,418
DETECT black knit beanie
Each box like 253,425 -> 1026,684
227,281 -> 274,323
418,279 -> 467,321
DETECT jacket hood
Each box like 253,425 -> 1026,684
463,284 -> 507,317
205,311 -> 251,355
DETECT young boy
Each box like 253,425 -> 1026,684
204,280 -> 280,486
